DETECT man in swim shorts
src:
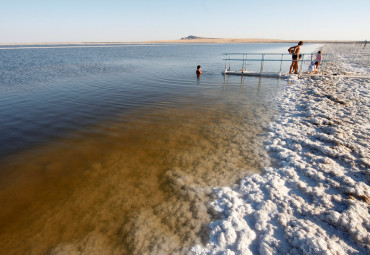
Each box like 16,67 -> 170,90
289,41 -> 303,74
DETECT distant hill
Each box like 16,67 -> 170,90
180,35 -> 217,40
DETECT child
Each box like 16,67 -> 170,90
315,51 -> 322,69
308,61 -> 317,74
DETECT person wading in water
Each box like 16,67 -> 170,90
196,65 -> 203,77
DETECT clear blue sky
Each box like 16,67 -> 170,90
1,0 -> 369,43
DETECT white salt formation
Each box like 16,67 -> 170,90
46,93 -> 277,254
193,44 -> 370,254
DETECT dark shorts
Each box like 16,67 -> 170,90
292,54 -> 302,60
315,61 -> 320,65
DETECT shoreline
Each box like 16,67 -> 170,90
193,44 -> 370,254
0,43 -> 286,254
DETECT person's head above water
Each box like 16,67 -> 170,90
196,65 -> 202,75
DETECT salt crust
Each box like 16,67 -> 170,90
193,44 -> 370,254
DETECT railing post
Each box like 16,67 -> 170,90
260,54 -> 265,74
242,54 -> 245,73
224,54 -> 227,73
245,54 -> 248,72
299,54 -> 304,74
279,54 -> 283,76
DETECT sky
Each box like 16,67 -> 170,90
1,0 -> 369,43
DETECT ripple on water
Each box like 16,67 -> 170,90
0,89 -> 280,254
0,43 -> 288,254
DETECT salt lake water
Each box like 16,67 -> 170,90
0,43 -> 320,254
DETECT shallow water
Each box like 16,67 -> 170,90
0,43 -> 319,254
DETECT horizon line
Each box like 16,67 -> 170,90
0,37 -> 364,46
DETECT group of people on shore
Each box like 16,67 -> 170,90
288,41 -> 322,74
196,41 -> 322,76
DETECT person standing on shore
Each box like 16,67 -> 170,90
288,41 -> 303,74
315,51 -> 322,70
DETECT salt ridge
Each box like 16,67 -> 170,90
193,44 -> 370,254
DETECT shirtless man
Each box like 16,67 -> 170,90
289,41 -> 303,74
196,65 -> 202,75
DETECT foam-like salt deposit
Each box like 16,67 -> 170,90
43,103 -> 276,255
193,44 -> 370,254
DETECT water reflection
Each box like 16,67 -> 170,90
0,95 -> 275,254
0,43 -> 288,254
223,74 -> 282,98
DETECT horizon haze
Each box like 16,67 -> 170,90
1,0 -> 369,43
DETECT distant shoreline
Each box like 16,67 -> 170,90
0,38 -> 359,46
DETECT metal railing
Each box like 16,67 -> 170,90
222,53 -> 334,75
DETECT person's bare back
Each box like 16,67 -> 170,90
289,41 -> 303,74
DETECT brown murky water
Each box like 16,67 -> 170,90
0,43 -> 290,254
0,98 -> 275,254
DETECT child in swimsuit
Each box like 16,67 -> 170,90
315,51 -> 322,69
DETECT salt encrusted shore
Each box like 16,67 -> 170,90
193,44 -> 370,254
